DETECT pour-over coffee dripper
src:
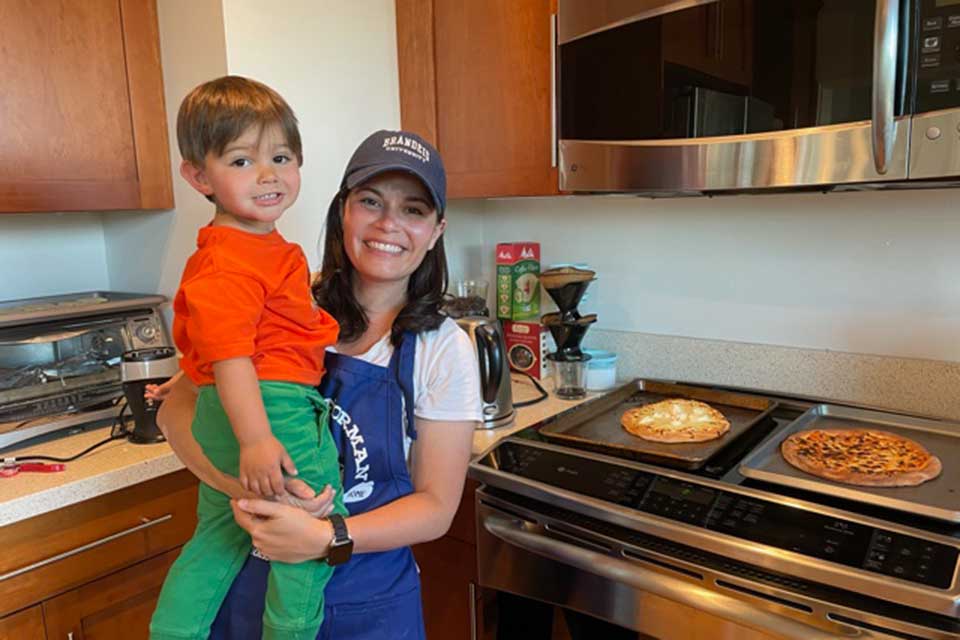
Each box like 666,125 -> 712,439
541,312 -> 597,360
539,267 -> 598,399
539,267 -> 596,322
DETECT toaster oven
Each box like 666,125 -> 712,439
0,292 -> 170,450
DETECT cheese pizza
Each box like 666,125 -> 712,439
621,398 -> 730,443
780,429 -> 942,487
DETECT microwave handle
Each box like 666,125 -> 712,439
550,10 -> 558,168
872,0 -> 899,175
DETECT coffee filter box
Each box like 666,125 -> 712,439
503,320 -> 547,380
496,242 -> 540,322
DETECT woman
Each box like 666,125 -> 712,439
156,129 -> 482,639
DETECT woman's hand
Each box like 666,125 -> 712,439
231,498 -> 334,563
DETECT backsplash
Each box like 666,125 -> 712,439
446,187 -> 960,364
0,213 -> 109,300
586,328 -> 960,422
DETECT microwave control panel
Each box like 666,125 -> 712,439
917,0 -> 960,111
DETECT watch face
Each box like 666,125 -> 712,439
327,539 -> 354,566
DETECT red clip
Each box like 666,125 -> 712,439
0,462 -> 66,477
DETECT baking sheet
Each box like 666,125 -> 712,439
739,404 -> 960,523
539,380 -> 777,469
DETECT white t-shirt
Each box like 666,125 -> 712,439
329,317 -> 482,458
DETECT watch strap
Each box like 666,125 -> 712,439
329,513 -> 349,543
325,513 -> 353,566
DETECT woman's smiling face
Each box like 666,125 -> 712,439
342,171 -> 446,287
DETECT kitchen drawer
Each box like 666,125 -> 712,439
0,470 -> 197,617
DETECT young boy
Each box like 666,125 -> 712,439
149,76 -> 346,640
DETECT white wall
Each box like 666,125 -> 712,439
0,213 -> 109,300
104,0 -> 405,308
452,187 -> 960,362
103,0 -> 228,302
220,0 -> 403,267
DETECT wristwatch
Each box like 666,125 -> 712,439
325,514 -> 353,566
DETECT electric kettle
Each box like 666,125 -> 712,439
455,317 -> 514,428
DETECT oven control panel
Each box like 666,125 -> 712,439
495,442 -> 957,589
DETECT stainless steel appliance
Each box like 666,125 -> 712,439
456,316 -> 515,428
121,347 -> 178,444
558,0 -> 960,194
0,292 -> 171,450
471,380 -> 960,639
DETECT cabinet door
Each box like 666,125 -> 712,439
0,606 -> 46,640
412,479 -> 492,639
0,0 -> 172,213
43,547 -> 178,640
397,0 -> 558,199
413,536 -> 483,640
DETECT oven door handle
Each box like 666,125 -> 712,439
871,0 -> 899,175
483,514 -> 880,640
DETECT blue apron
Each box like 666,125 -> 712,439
209,332 -> 425,639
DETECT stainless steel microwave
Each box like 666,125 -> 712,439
557,0 -> 960,194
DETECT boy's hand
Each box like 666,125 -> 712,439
144,371 -> 183,402
239,436 -> 298,497
278,482 -> 337,518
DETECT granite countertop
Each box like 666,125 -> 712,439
0,376 -> 604,527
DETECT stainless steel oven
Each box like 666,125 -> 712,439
558,0 -> 960,194
470,381 -> 960,639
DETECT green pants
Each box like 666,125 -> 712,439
150,382 -> 346,640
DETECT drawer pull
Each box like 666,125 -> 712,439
0,513 -> 173,583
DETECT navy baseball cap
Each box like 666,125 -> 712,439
337,130 -> 446,216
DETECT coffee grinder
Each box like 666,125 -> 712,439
539,267 -> 597,399
121,347 -> 178,443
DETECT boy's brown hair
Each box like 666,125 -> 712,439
177,76 -> 303,167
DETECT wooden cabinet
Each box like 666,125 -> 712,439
414,479 -> 496,640
396,0 -> 558,199
0,0 -> 173,213
44,548 -> 178,640
0,606 -> 46,640
0,470 -> 197,638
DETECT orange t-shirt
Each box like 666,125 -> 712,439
173,225 -> 338,387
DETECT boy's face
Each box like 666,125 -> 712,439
181,123 -> 301,233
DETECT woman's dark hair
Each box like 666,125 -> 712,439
312,192 -> 448,346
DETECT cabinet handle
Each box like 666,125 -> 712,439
468,582 -> 478,640
67,633 -> 74,640
0,513 -> 173,583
